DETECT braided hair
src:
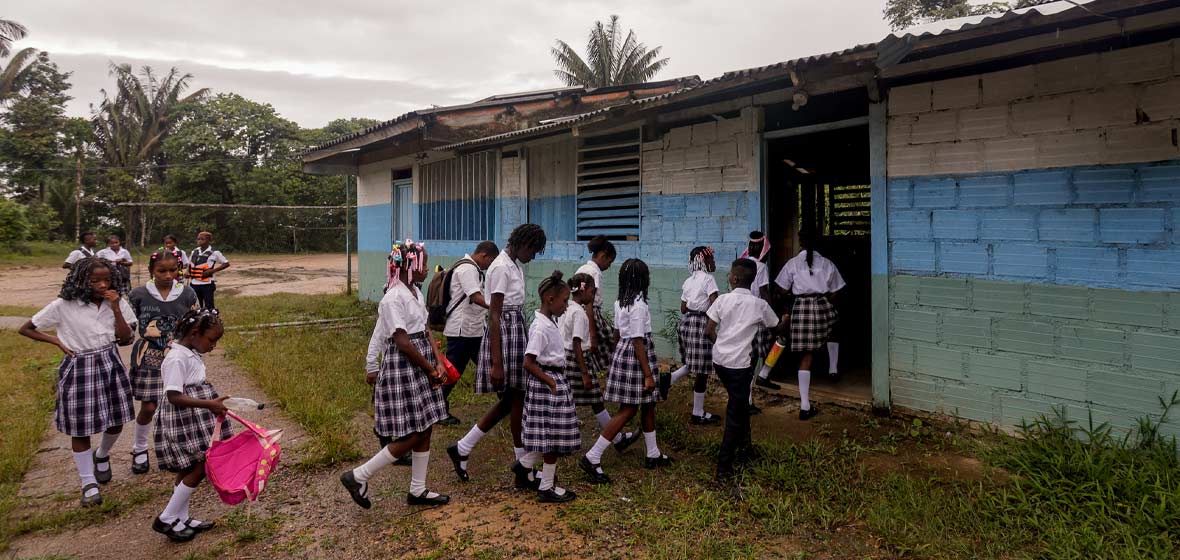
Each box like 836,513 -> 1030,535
508,223 -> 547,255
148,250 -> 180,275
798,230 -> 816,276
568,272 -> 596,294
689,246 -> 714,272
59,257 -> 127,301
175,308 -> 223,340
385,240 -> 427,292
538,270 -> 566,298
616,258 -> 650,309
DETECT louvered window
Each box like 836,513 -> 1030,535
796,183 -> 871,237
576,129 -> 641,240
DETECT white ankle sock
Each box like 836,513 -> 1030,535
353,447 -> 396,484
585,435 -> 611,464
178,482 -> 193,523
670,365 -> 690,385
160,481 -> 195,524
540,462 -> 563,493
594,410 -> 611,429
409,451 -> 438,498
520,451 -> 541,469
72,450 -> 98,493
133,422 -> 151,454
456,426 -> 484,457
757,363 -> 772,380
95,432 -> 120,471
799,370 -> 812,410
643,431 -> 660,459
513,447 -> 525,461
827,343 -> 839,373
692,392 -> 706,417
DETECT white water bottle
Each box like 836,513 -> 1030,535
224,397 -> 265,411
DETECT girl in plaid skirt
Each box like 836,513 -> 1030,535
580,259 -> 673,484
127,251 -> 197,474
515,271 -> 580,503
151,308 -> 232,542
575,236 -> 618,374
773,231 -> 845,421
20,257 -> 135,508
448,224 -> 548,483
342,241 -> 452,509
669,246 -> 721,425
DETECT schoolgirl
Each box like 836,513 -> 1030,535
342,241 -> 451,509
62,231 -> 98,270
161,234 -> 189,280
151,309 -> 232,542
127,251 -> 198,474
19,257 -> 135,507
574,235 -> 618,373
741,231 -> 777,413
669,246 -> 721,425
513,271 -> 580,503
447,224 -> 547,483
772,231 -> 845,420
558,273 -> 639,451
580,258 -> 672,484
96,235 -> 133,296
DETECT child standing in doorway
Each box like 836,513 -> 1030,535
19,257 -> 136,507
189,232 -> 229,309
575,236 -> 618,374
669,246 -> 721,425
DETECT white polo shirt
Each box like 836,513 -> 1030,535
681,271 -> 719,313
189,247 -> 228,286
96,247 -> 132,264
575,260 -> 606,307
366,283 -> 428,373
65,246 -> 97,265
32,297 -> 137,353
614,298 -> 652,340
559,304 -> 591,352
774,250 -> 846,295
525,311 -> 565,368
706,288 -> 780,369
161,343 -> 207,393
443,256 -> 487,338
484,251 -> 525,307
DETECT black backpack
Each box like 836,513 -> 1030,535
426,258 -> 479,332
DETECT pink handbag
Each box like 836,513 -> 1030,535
205,411 -> 282,505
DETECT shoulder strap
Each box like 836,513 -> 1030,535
442,259 -> 478,317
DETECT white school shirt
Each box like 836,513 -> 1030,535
96,247 -> 132,264
525,311 -> 565,368
31,297 -> 137,353
161,343 -> 206,393
706,288 -> 780,369
64,246 -> 96,265
774,250 -> 846,295
366,283 -> 428,373
681,270 -> 719,312
559,304 -> 591,352
443,255 -> 487,338
189,247 -> 228,286
484,250 -> 525,307
614,298 -> 652,340
575,260 -> 606,307
743,258 -> 769,298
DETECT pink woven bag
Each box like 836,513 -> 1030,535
205,410 -> 282,505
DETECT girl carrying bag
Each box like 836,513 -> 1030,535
205,411 -> 282,505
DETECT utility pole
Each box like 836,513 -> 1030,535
345,174 -> 352,295
74,145 -> 83,242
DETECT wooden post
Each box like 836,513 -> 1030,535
74,145 -> 83,242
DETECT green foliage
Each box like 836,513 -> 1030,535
552,15 -> 669,87
0,55 -> 71,204
882,0 -> 1050,31
0,198 -> 30,247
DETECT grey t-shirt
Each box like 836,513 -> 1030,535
128,284 -> 198,347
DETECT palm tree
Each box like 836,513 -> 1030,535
92,63 -> 208,245
0,47 -> 41,102
0,18 -> 28,57
552,15 -> 669,88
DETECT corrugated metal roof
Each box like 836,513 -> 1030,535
891,0 -> 1095,40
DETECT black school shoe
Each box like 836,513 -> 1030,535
339,470 -> 371,509
130,450 -> 150,475
407,490 -> 450,506
185,518 -> 216,533
152,517 -> 197,542
749,404 -> 763,416
799,407 -> 820,421
393,452 -> 412,466
578,457 -> 612,484
754,377 -> 782,391
446,444 -> 470,482
79,483 -> 102,507
93,450 -> 112,484
644,454 -> 674,469
437,414 -> 461,426
511,461 -> 540,490
613,431 -> 641,453
690,412 -> 721,425
538,487 -> 577,503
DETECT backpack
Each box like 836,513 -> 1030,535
427,258 -> 478,332
205,411 -> 282,505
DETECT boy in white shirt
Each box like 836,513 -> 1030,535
62,231 -> 98,269
706,259 -> 787,489
440,241 -> 499,425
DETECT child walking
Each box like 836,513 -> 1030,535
559,273 -> 639,452
773,231 -> 845,420
447,224 -> 547,483
342,241 -> 452,509
127,251 -> 198,474
19,257 -> 135,507
669,246 -> 721,425
96,234 -> 133,296
580,259 -> 672,484
514,271 -> 580,503
152,309 -> 233,542
189,232 -> 230,309
575,236 -> 618,374
740,231 -> 777,413
706,259 -> 787,489
62,231 -> 98,269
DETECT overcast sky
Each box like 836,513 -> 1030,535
7,1 -> 896,128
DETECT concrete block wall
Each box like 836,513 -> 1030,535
887,40 -> 1180,436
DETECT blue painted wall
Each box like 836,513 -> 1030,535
357,202 -> 392,302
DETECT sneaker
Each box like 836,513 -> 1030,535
689,412 -> 721,426
446,444 -> 469,482
538,487 -> 577,503
339,470 -> 371,509
799,407 -> 820,421
754,377 -> 781,391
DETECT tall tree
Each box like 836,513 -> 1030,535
0,57 -> 72,202
883,0 -> 1052,31
552,15 -> 669,88
0,17 -> 27,57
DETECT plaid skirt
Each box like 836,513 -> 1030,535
677,311 -> 713,375
603,334 -> 664,405
475,306 -> 528,393
588,305 -> 618,373
562,347 -> 603,406
154,382 -> 233,472
522,366 -> 581,455
374,332 -> 447,438
752,327 -> 775,362
129,338 -> 166,402
790,295 -> 838,352
55,345 -> 134,437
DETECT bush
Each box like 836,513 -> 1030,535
0,199 -> 30,248
22,202 -> 63,243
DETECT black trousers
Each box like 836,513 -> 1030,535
193,283 -> 216,309
442,336 -> 482,410
714,362 -> 755,479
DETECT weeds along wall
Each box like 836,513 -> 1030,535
886,40 -> 1180,436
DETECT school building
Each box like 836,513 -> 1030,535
302,0 -> 1180,435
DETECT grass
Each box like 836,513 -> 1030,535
0,242 -> 78,267
0,305 -> 39,317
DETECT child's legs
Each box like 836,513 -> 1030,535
799,353 -> 813,371
179,462 -> 206,488
713,364 -> 753,475
640,402 -> 657,433
542,452 -> 557,465
590,402 -> 606,414
602,404 -> 638,441
71,435 -> 92,453
136,400 -> 157,425
509,388 -> 524,448
475,389 -> 513,432
693,373 -> 708,393
412,427 -> 433,453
